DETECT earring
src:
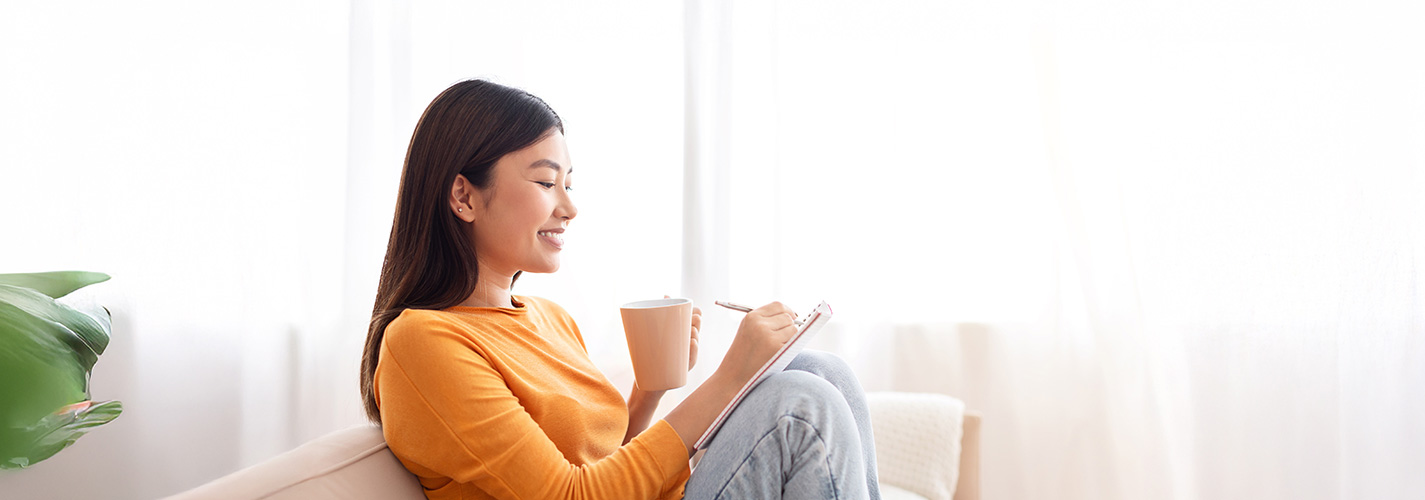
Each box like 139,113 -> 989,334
458,208 -> 463,212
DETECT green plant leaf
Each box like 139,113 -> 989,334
0,301 -> 90,461
0,271 -> 110,300
0,272 -> 120,468
1,400 -> 123,470
0,284 -> 110,365
56,292 -> 113,359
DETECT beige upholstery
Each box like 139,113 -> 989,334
163,426 -> 423,500
168,394 -> 980,500
957,412 -> 982,500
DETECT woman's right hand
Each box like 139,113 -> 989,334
713,301 -> 801,387
664,301 -> 802,456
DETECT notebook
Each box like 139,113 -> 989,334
693,301 -> 834,453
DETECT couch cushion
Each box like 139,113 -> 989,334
867,392 -> 964,500
882,483 -> 932,500
164,425 -> 424,500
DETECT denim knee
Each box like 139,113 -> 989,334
760,369 -> 854,424
788,350 -> 858,386
685,369 -> 870,500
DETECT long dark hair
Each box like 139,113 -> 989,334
360,79 -> 563,423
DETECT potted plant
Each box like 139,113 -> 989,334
0,271 -> 122,469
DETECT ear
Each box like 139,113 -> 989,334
449,174 -> 480,223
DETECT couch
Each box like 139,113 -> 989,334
166,393 -> 979,500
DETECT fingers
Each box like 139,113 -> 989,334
676,300 -> 696,370
669,296 -> 701,339
752,301 -> 792,316
688,334 -> 699,368
691,305 -> 701,341
753,301 -> 799,326
742,302 -> 798,346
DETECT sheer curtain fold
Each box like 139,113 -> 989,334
0,2 -> 353,498
682,1 -> 1425,500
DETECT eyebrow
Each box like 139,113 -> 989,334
528,159 -> 572,175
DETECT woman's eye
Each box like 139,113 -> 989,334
564,185 -> 574,192
536,181 -> 556,189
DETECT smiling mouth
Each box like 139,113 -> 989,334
537,230 -> 564,248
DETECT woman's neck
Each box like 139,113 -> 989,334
460,263 -> 517,308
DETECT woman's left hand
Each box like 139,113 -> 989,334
689,304 -> 701,370
667,295 -> 701,371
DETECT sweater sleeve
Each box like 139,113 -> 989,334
376,319 -> 691,500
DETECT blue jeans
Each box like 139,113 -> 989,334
682,350 -> 881,500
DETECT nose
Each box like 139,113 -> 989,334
557,187 -> 577,221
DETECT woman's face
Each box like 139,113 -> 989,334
461,130 -> 577,276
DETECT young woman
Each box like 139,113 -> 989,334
359,79 -> 881,500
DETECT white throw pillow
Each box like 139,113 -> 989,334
867,392 -> 965,500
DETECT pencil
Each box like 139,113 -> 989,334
715,301 -> 804,326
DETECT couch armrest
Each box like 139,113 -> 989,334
954,411 -> 981,500
164,425 -> 424,500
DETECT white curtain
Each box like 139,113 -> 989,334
2,1 -> 1423,499
681,0 -> 1425,499
1,1 -> 687,497
2,1 -> 351,497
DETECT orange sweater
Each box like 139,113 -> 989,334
374,295 -> 692,500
